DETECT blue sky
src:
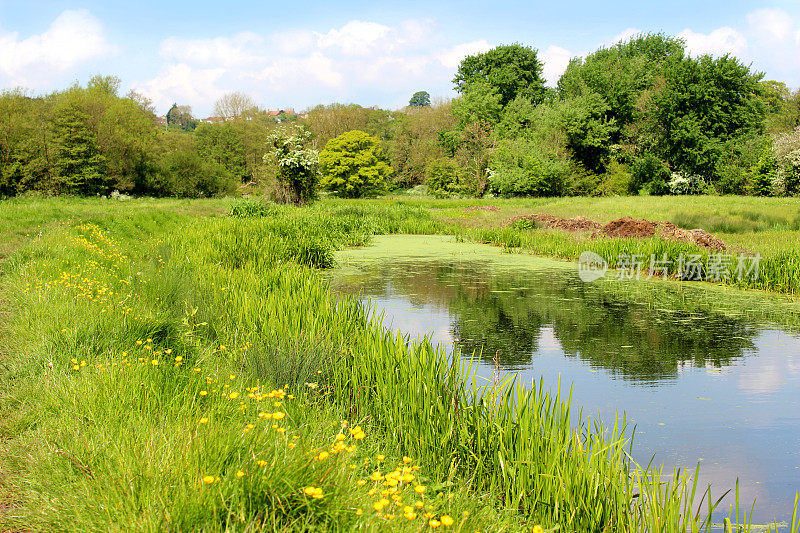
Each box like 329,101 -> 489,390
2,1 -> 800,116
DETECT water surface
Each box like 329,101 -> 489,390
329,235 -> 800,524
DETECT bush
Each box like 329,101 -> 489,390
630,153 -> 670,195
487,139 -> 566,197
153,150 -> 237,197
425,157 -> 467,197
750,150 -> 778,196
780,149 -> 800,195
716,164 -> 750,195
593,160 -> 632,196
668,172 -> 705,195
265,126 -> 320,205
319,130 -> 392,198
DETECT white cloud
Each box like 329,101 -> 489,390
540,45 -> 572,86
437,39 -> 493,69
678,27 -> 747,57
270,29 -> 316,56
133,63 -> 226,114
0,9 -> 115,87
747,8 -> 794,42
316,21 -> 392,57
133,19 -> 491,115
605,27 -> 642,47
160,32 -> 263,67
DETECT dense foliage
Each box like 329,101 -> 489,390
264,126 -> 320,204
2,33 -> 800,199
319,130 -> 392,198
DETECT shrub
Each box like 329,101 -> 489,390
716,164 -> 750,195
668,172 -> 705,195
751,150 -> 778,196
630,153 -> 670,195
152,150 -> 236,197
425,157 -> 467,197
780,149 -> 800,195
319,130 -> 392,198
593,160 -> 632,196
265,126 -> 319,205
487,139 -> 566,197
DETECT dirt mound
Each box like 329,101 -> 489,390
658,223 -> 727,251
512,213 -> 602,231
601,217 -> 658,238
464,205 -> 500,212
509,214 -> 726,250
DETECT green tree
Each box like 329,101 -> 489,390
550,93 -> 616,173
87,75 -> 122,97
751,149 -> 777,196
488,139 -> 567,197
453,44 -> 547,107
52,101 -> 109,194
409,91 -> 431,107
630,153 -> 670,194
653,54 -> 765,181
0,89 -> 54,194
558,33 -> 684,138
425,157 -> 467,197
265,125 -> 319,204
319,130 -> 392,197
195,122 -> 248,181
451,83 -> 503,128
166,103 -> 197,131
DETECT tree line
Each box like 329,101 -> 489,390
2,33 -> 800,200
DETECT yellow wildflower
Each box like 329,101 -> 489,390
202,475 -> 215,485
303,486 -> 324,499
441,515 -> 454,527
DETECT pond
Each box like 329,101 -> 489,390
328,235 -> 800,525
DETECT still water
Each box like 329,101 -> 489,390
329,235 -> 800,524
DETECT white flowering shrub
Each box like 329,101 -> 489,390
668,172 -> 705,195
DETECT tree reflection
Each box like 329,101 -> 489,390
332,260 -> 759,384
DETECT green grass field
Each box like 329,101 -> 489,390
1,195 -> 798,532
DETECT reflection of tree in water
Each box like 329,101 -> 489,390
333,260 -> 759,384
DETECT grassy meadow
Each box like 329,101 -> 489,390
1,195 -> 799,532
